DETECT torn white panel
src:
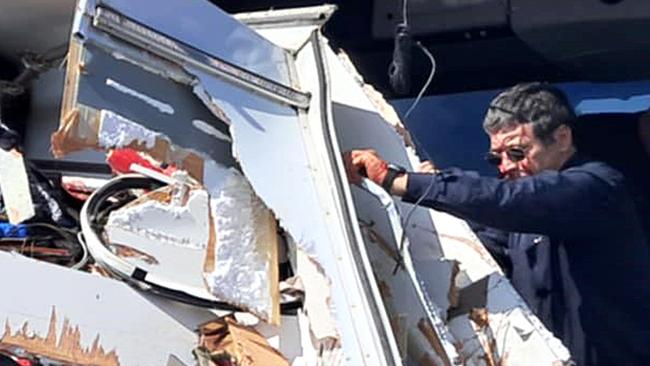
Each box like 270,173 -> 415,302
446,273 -> 570,365
481,274 -> 570,363
427,211 -> 503,285
106,189 -> 210,250
192,119 -> 232,142
0,149 -> 35,224
188,70 -> 392,364
98,109 -> 159,149
292,32 -> 402,366
295,248 -> 338,340
106,78 -> 175,115
335,52 -> 413,148
353,184 -> 458,366
252,313 -> 328,365
0,251 -> 200,365
207,169 -> 279,325
104,187 -> 213,297
326,45 -> 445,263
356,179 -> 459,364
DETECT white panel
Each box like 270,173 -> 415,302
0,150 -> 35,224
90,0 -> 291,85
0,252 -> 198,365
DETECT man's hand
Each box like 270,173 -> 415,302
343,149 -> 389,185
418,160 -> 438,174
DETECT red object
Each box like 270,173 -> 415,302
107,148 -> 177,176
15,358 -> 33,366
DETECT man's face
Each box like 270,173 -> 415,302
488,123 -> 565,179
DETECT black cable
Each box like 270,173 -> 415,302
86,176 -> 303,314
390,37 -> 439,273
392,173 -> 438,274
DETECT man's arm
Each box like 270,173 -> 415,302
401,167 -> 624,238
344,149 -> 624,237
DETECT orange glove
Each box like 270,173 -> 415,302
343,149 -> 389,185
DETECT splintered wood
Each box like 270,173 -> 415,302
196,316 -> 289,366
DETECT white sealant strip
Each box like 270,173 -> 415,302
192,119 -> 233,143
106,78 -> 175,115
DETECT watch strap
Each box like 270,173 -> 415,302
381,164 -> 407,192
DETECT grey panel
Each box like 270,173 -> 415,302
78,44 -> 235,165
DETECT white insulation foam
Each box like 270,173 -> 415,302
106,189 -> 210,250
206,169 -> 277,322
98,110 -> 160,149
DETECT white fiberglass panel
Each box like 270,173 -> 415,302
0,252 -> 198,365
192,69 -> 375,365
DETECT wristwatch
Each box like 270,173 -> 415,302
382,164 -> 407,192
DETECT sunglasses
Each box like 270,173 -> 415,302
485,146 -> 527,166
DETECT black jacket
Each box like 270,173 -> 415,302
403,154 -> 650,366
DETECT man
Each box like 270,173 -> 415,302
345,83 -> 650,366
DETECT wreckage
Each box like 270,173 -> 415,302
0,0 -> 571,365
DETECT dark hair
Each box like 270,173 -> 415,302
483,82 -> 576,145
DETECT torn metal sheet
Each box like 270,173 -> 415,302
206,169 -> 280,325
0,149 -> 35,224
0,251 -> 201,365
